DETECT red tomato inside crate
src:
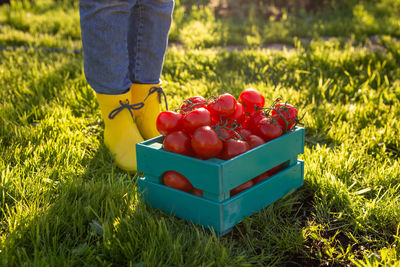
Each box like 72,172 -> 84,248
191,126 -> 223,159
163,171 -> 193,192
156,111 -> 183,136
182,107 -> 212,134
191,188 -> 203,197
230,180 -> 254,197
271,103 -> 298,131
238,88 -> 265,114
163,131 -> 192,156
207,93 -> 237,121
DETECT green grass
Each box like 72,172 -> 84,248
1,0 -> 400,49
1,0 -> 400,266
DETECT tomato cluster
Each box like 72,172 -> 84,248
156,88 -> 301,196
156,88 -> 299,160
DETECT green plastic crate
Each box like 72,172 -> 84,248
137,127 -> 305,235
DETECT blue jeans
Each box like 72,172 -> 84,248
79,0 -> 174,95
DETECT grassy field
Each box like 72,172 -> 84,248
1,0 -> 400,266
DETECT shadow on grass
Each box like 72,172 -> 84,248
224,184 -> 321,266
1,140 -> 321,266
1,143 -> 243,265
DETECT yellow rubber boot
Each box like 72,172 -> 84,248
96,90 -> 144,172
131,83 -> 167,140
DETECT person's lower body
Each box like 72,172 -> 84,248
79,0 -> 174,171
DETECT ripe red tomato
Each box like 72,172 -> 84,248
257,118 -> 282,142
180,96 -> 207,114
156,111 -> 183,136
163,171 -> 193,192
163,131 -> 192,156
252,171 -> 271,184
236,128 -> 252,139
191,126 -> 223,159
238,88 -> 265,114
267,164 -> 283,176
210,117 -> 219,127
228,103 -> 245,124
252,165 -> 283,184
230,180 -> 254,197
182,107 -> 211,133
207,93 -> 237,121
271,103 -> 297,131
222,139 -> 250,160
246,134 -> 265,149
191,188 -> 203,197
244,111 -> 265,136
213,127 -> 235,140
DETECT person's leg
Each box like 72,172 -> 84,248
80,0 -> 135,95
80,0 -> 143,172
128,0 -> 173,84
128,0 -> 174,139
